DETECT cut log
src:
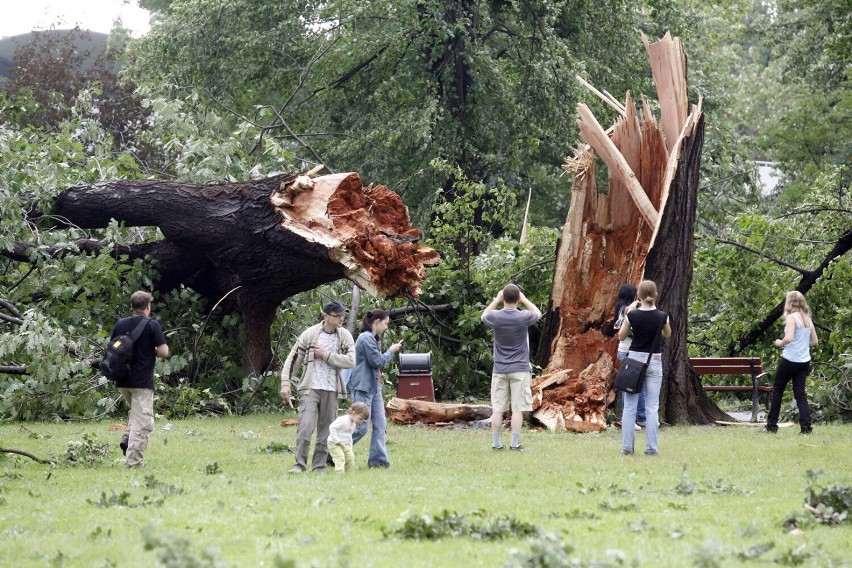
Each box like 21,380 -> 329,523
51,172 -> 439,381
386,397 -> 492,424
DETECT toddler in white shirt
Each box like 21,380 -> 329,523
327,402 -> 370,472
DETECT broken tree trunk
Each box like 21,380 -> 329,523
534,32 -> 725,431
52,172 -> 439,379
386,397 -> 492,424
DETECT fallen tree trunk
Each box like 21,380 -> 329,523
386,397 -> 492,424
50,171 -> 439,379
534,32 -> 721,430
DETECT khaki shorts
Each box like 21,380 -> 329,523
490,371 -> 533,412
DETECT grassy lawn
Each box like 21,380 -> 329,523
1,414 -> 850,567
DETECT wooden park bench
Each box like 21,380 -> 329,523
690,357 -> 772,423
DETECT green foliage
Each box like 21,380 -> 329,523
672,467 -> 751,496
386,509 -> 539,541
688,168 -> 851,421
129,0 -> 655,227
413,164 -> 556,399
804,470 -> 851,526
89,490 -> 135,508
1,0 -> 850,426
255,441 -> 292,454
141,525 -> 226,568
63,433 -> 111,467
505,532 -> 577,568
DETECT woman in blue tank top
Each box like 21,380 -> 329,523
765,291 -> 819,434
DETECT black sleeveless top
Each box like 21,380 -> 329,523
626,309 -> 667,353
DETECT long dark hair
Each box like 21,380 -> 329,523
360,309 -> 390,333
615,284 -> 637,321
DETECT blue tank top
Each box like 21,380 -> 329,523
782,314 -> 812,363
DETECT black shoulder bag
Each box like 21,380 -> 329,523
613,311 -> 666,393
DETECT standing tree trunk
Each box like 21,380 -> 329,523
534,33 -> 724,430
643,114 -> 727,424
51,172 -> 439,378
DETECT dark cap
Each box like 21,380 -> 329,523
322,301 -> 347,315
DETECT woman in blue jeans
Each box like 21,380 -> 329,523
617,280 -> 671,455
348,309 -> 402,468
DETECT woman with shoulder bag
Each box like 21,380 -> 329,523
617,280 -> 671,455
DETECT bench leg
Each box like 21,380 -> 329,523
750,375 -> 760,423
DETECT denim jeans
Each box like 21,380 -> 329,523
766,358 -> 812,431
351,389 -> 390,467
617,351 -> 646,423
621,353 -> 662,454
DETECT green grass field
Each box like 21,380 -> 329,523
1,414 -> 850,567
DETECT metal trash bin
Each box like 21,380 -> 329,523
397,352 -> 435,402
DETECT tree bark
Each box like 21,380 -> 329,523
386,397 -> 492,424
51,172 -> 439,377
644,115 -> 727,424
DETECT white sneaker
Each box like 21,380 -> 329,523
634,424 -> 642,431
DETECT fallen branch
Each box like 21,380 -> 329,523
0,448 -> 54,464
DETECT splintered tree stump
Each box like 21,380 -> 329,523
535,32 -> 717,430
386,397 -> 492,425
53,171 -> 439,380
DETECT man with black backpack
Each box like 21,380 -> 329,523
107,291 -> 169,468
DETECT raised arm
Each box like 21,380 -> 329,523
481,290 -> 504,322
518,292 -> 542,320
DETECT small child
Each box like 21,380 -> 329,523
327,402 -> 370,472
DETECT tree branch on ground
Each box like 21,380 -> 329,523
0,448 -> 54,464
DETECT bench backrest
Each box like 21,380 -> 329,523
690,357 -> 762,376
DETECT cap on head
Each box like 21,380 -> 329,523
322,301 -> 347,315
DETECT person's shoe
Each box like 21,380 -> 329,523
622,450 -> 633,455
492,445 -> 505,451
800,427 -> 813,435
762,425 -> 778,434
636,421 -> 646,428
634,424 -> 641,431
288,466 -> 304,474
119,434 -> 129,456
368,462 -> 390,468
509,445 -> 524,452
644,450 -> 658,456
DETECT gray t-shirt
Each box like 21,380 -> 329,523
482,308 -> 541,374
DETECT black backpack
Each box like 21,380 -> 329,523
100,317 -> 149,381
